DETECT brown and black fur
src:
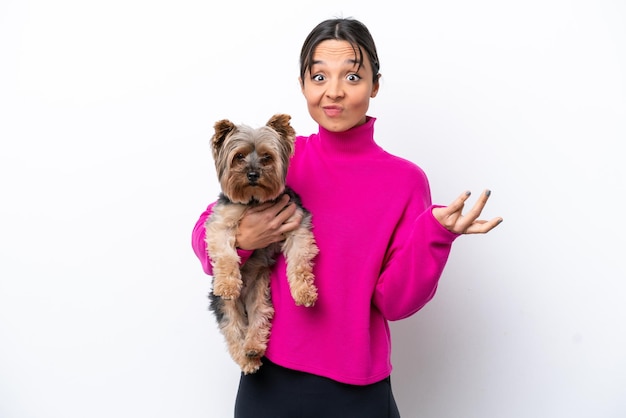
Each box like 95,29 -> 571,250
205,114 -> 318,374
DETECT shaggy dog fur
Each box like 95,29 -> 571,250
205,114 -> 318,374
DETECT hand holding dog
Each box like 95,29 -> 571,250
432,189 -> 503,235
235,194 -> 303,250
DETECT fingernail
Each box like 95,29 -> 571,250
485,189 -> 491,197
465,191 -> 471,196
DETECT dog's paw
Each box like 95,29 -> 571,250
245,349 -> 262,358
292,284 -> 318,307
241,357 -> 263,375
212,281 -> 242,300
243,343 -> 266,359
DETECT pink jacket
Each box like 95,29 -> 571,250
192,117 -> 459,385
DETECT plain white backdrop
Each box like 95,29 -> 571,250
1,0 -> 624,417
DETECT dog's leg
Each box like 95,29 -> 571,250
241,262 -> 274,367
210,248 -> 243,299
205,205 -> 244,299
216,297 -> 251,372
283,218 -> 319,307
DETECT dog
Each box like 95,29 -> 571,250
205,113 -> 318,374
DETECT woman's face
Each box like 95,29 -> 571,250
300,39 -> 379,133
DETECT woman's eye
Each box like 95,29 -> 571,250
347,73 -> 361,82
312,74 -> 325,82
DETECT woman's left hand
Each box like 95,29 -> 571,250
432,189 -> 503,234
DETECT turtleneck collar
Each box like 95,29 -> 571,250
317,116 -> 380,156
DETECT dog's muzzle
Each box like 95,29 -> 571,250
247,171 -> 260,184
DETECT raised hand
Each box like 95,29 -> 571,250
432,189 -> 503,235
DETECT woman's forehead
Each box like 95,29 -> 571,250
312,40 -> 364,64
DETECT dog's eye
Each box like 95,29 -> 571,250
235,153 -> 245,160
261,154 -> 273,164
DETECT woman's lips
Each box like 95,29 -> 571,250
322,106 -> 342,117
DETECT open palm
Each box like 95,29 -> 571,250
432,189 -> 503,235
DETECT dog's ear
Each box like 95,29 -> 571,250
212,119 -> 237,159
266,114 -> 295,143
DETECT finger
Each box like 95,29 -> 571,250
464,217 -> 503,234
272,194 -> 293,216
461,189 -> 492,224
432,190 -> 471,224
447,190 -> 471,213
276,203 -> 299,225
284,211 -> 304,230
450,189 -> 495,233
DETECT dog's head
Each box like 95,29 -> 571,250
211,113 -> 296,204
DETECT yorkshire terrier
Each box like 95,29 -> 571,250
205,113 -> 318,374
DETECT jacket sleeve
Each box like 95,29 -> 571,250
191,202 -> 254,275
374,206 -> 459,321
373,204 -> 460,321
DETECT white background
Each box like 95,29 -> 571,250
1,1 -> 624,417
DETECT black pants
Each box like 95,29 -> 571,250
234,358 -> 401,418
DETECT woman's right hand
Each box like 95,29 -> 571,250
235,194 -> 302,250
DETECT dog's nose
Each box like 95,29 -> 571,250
247,171 -> 260,183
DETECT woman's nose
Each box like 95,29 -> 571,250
325,79 -> 344,99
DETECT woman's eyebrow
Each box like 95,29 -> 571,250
311,58 -> 360,66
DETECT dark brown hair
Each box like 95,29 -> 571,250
299,18 -> 380,84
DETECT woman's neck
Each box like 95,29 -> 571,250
318,116 -> 378,156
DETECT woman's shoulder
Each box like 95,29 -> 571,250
293,133 -> 322,157
381,149 -> 428,177
295,132 -> 317,142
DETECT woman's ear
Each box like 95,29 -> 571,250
298,77 -> 305,93
371,73 -> 381,98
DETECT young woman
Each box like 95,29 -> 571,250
192,17 -> 502,418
